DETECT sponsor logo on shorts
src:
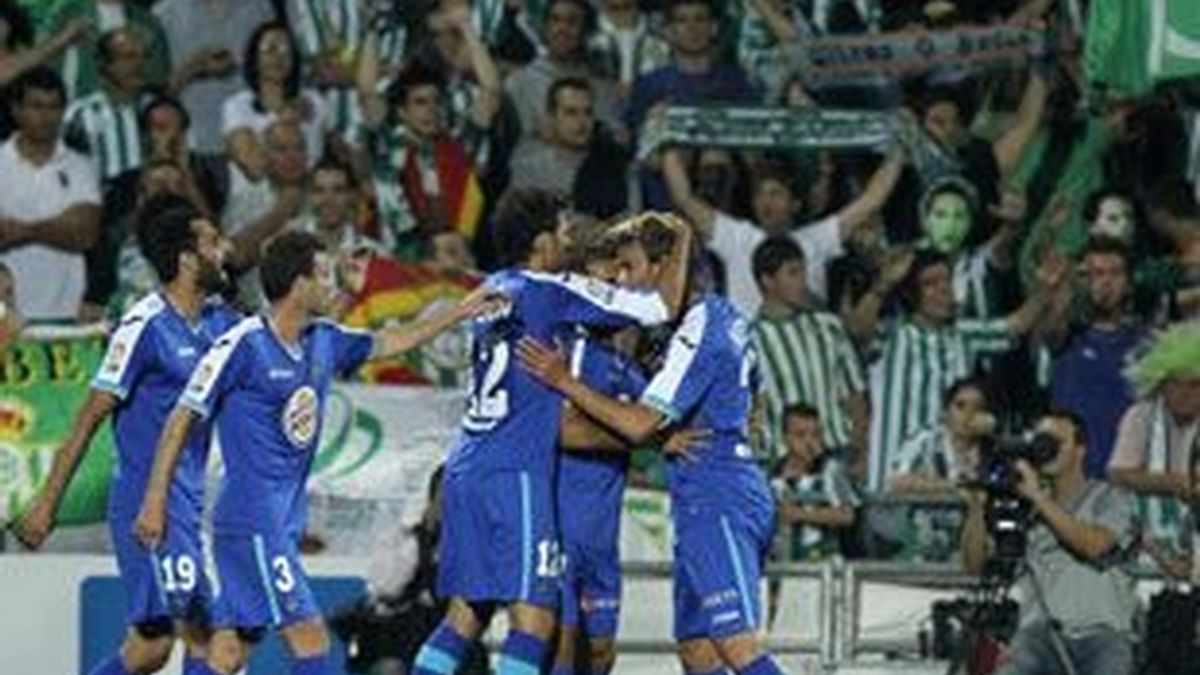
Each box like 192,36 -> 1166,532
282,386 -> 319,448
700,588 -> 740,610
711,611 -> 740,626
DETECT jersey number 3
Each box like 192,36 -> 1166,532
465,341 -> 510,431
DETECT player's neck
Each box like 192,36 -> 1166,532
266,300 -> 307,347
162,281 -> 203,322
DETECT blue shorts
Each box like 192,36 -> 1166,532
672,507 -> 771,641
111,515 -> 211,627
560,540 -> 622,639
210,531 -> 318,630
437,469 -> 560,609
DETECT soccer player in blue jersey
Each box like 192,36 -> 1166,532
519,219 -> 788,675
131,231 -> 496,675
411,191 -> 691,675
15,196 -> 239,675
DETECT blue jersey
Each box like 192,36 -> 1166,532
641,294 -> 773,515
559,335 -> 647,539
92,293 -> 241,526
447,270 -> 668,477
179,316 -> 374,537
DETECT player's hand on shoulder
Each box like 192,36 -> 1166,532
516,337 -> 569,390
457,285 -> 510,322
133,498 -> 167,549
12,496 -> 56,550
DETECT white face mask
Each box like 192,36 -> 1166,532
1091,198 -> 1134,242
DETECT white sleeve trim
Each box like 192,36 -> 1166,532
179,316 -> 261,418
90,294 -> 165,398
526,271 -> 670,326
639,303 -> 707,419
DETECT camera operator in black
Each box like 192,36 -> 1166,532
961,410 -> 1140,675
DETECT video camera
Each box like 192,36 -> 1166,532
975,431 -> 1061,569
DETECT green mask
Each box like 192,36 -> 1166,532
923,193 -> 972,255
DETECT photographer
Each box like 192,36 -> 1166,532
961,410 -> 1139,675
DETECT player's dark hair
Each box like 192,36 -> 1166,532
8,66 -> 65,107
782,402 -> 820,426
1045,407 -> 1088,449
752,236 -> 804,291
136,194 -> 203,284
898,247 -> 950,314
492,189 -> 565,267
944,376 -> 991,412
260,231 -> 325,302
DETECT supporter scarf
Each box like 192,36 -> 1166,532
639,105 -> 960,181
793,24 -> 1051,84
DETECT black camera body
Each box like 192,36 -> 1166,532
976,431 -> 1061,569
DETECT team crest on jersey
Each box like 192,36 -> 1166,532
282,386 -> 319,448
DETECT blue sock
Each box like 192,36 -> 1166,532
496,630 -> 547,675
291,653 -> 331,675
737,654 -> 786,675
413,622 -> 473,675
86,654 -> 131,675
183,656 -> 220,675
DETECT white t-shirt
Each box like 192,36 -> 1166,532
0,139 -> 101,321
221,89 -> 329,168
709,211 -> 844,317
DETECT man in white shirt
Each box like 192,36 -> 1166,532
0,68 -> 102,322
663,145 -> 904,316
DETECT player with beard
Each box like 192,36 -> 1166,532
15,195 -> 241,675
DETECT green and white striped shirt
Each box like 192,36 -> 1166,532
868,318 -> 1012,491
64,91 -> 143,182
587,14 -> 670,85
290,0 -> 407,139
751,309 -> 865,459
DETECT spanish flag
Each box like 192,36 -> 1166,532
342,255 -> 481,386
401,136 -> 484,240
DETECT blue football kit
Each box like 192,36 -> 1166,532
92,292 -> 240,625
640,294 -> 775,641
438,270 -> 668,609
558,335 -> 647,639
178,316 -> 373,629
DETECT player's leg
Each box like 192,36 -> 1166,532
281,618 -> 333,674
550,561 -> 581,675
179,618 -> 212,674
496,469 -> 561,675
413,469 -> 492,675
412,598 -> 489,675
678,639 -> 728,675
85,620 -> 174,675
200,628 -> 253,675
578,545 -> 622,675
500,602 -> 556,675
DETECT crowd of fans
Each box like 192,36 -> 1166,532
1,0 -> 1199,660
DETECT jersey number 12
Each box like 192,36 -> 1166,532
465,341 -> 510,431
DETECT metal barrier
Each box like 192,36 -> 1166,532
612,558 -> 1167,668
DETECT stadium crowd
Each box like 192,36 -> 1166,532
2,0 -> 1200,673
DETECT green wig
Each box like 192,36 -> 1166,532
1125,321 -> 1200,398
